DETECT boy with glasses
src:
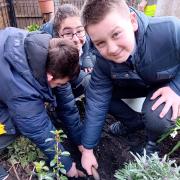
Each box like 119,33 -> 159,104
41,4 -> 96,99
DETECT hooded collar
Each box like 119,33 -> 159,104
24,31 -> 52,87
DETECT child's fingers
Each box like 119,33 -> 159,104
77,170 -> 86,177
152,97 -> 165,111
159,101 -> 171,118
151,89 -> 162,100
171,104 -> 179,120
91,166 -> 100,180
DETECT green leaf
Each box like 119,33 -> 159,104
61,151 -> 70,156
45,138 -> 54,142
42,166 -> 49,171
50,130 -> 56,134
168,141 -> 180,155
157,128 -> 174,143
50,159 -> 56,167
60,134 -> 67,139
60,168 -> 66,174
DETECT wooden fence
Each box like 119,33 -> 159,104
0,0 -> 139,29
0,0 -> 85,29
0,0 -> 10,28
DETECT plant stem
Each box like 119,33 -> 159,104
11,163 -> 21,180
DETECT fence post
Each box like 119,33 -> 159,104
6,0 -> 17,27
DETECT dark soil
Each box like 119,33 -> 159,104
0,110 -> 179,180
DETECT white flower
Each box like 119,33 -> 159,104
170,130 -> 178,138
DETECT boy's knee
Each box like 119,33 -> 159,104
142,103 -> 175,135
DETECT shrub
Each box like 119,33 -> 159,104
7,136 -> 44,168
115,152 -> 180,180
26,24 -> 40,32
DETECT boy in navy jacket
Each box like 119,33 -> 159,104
80,0 -> 180,175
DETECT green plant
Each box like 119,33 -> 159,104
7,136 -> 45,168
26,24 -> 40,32
115,151 -> 180,180
158,118 -> 180,155
35,130 -> 69,180
34,160 -> 54,180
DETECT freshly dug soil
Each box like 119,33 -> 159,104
0,113 -> 179,180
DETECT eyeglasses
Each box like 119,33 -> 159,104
60,29 -> 86,40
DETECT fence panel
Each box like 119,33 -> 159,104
54,0 -> 85,10
14,0 -> 43,29
0,0 -> 10,29
0,0 -> 86,29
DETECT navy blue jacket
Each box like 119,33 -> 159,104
0,28 -> 82,171
81,11 -> 180,148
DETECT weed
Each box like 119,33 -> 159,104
7,136 -> 44,168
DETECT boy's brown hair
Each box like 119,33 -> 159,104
81,0 -> 129,29
46,38 -> 80,80
53,4 -> 80,37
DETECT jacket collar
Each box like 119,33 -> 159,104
24,31 -> 52,87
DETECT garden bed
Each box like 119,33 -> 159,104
0,114 -> 179,180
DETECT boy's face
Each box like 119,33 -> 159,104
87,10 -> 138,63
58,16 -> 86,51
47,74 -> 69,88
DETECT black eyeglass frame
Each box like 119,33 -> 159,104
59,29 -> 86,40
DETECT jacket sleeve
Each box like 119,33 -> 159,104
81,37 -> 96,69
169,19 -> 180,95
39,22 -> 55,37
5,94 -> 73,172
81,56 -> 113,149
54,83 -> 83,145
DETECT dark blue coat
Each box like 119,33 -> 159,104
81,11 -> 180,148
0,27 -> 82,171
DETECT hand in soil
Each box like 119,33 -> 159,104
81,148 -> 98,175
67,162 -> 86,178
91,166 -> 100,180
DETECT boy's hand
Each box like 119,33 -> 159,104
151,86 -> 180,120
138,0 -> 147,12
81,148 -> 98,175
78,145 -> 85,153
67,162 -> 86,178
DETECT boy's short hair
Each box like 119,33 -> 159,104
81,0 -> 129,29
53,4 -> 80,37
46,38 -> 80,80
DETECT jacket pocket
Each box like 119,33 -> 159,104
156,65 -> 179,81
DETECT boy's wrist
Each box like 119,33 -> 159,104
82,147 -> 93,154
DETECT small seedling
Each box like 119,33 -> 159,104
34,160 -> 54,180
35,129 -> 69,180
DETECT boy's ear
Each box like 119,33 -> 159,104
130,12 -> 138,32
47,73 -> 54,82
